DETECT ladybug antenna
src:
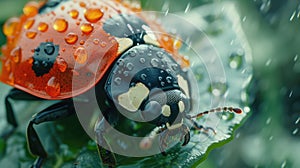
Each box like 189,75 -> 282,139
186,107 -> 242,119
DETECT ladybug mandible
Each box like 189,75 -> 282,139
0,0 -> 242,167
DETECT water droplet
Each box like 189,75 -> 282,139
69,9 -> 79,19
42,60 -> 48,67
156,51 -> 164,58
121,70 -> 128,76
78,40 -> 84,45
126,63 -> 134,71
292,128 -> 299,135
26,31 -> 37,39
166,76 -> 172,83
84,8 -> 103,23
10,47 -> 22,63
93,38 -> 100,45
194,66 -> 204,81
79,2 -> 86,8
166,69 -> 171,74
184,3 -> 191,13
100,41 -> 107,47
65,33 -> 78,44
289,90 -> 293,98
56,57 -> 68,72
163,35 -> 169,42
295,117 -> 300,124
161,82 -> 165,87
141,74 -> 147,80
265,59 -> 272,66
290,11 -> 296,21
43,44 -> 55,56
8,73 -> 14,85
150,58 -> 159,67
23,1 -> 39,17
24,19 -> 35,29
281,160 -> 286,168
266,117 -> 272,125
294,54 -> 298,62
139,58 -> 145,64
229,51 -> 243,69
117,59 -> 125,67
259,0 -> 271,13
171,64 -> 178,71
269,136 -> 273,141
208,82 -> 228,97
114,77 -> 121,85
4,60 -> 11,72
244,106 -> 251,113
73,47 -> 88,64
242,16 -> 247,22
38,22 -> 48,32
128,50 -> 137,57
3,17 -> 20,37
217,112 -> 234,121
53,18 -> 68,32
80,23 -> 94,34
45,77 -> 61,97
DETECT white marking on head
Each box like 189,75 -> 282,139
177,75 -> 190,98
118,83 -> 149,112
161,105 -> 171,117
116,37 -> 133,54
142,24 -> 160,46
178,100 -> 185,113
166,119 -> 183,130
143,34 -> 160,46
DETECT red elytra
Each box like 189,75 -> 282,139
0,0 -> 189,100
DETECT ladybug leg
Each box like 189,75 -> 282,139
191,120 -> 216,135
27,99 -> 74,168
94,117 -> 117,167
94,108 -> 119,167
159,129 -> 169,155
180,124 -> 190,146
139,126 -> 166,151
1,89 -> 41,139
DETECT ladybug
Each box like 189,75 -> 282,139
0,0 -> 243,167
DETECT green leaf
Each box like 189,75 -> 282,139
0,2 -> 252,168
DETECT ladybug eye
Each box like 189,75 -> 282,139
141,101 -> 162,121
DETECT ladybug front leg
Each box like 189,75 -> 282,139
1,89 -> 42,139
180,124 -> 190,146
94,117 -> 117,167
191,120 -> 216,135
27,99 -> 75,168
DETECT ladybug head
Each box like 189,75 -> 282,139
106,44 -> 192,128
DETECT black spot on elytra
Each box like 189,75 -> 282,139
103,14 -> 148,45
32,42 -> 59,77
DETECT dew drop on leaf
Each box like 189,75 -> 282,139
229,51 -> 244,69
208,82 -> 228,96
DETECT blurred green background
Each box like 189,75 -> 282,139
0,0 -> 299,167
